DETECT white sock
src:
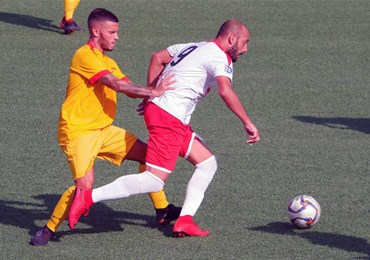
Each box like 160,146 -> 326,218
92,171 -> 164,203
180,156 -> 217,216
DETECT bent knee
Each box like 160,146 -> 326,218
197,155 -> 217,173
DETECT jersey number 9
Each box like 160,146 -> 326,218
170,46 -> 198,66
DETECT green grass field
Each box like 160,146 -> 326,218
1,0 -> 369,259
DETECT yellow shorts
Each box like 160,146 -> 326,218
59,125 -> 138,179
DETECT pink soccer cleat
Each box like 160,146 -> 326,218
173,215 -> 210,237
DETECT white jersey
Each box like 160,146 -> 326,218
150,41 -> 233,125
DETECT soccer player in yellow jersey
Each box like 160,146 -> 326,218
30,8 -> 178,246
60,0 -> 82,34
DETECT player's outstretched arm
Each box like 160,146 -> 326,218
216,76 -> 260,144
100,73 -> 175,98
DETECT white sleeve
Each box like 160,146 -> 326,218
167,43 -> 188,57
209,54 -> 233,81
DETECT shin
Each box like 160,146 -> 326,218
92,171 -> 164,203
180,155 -> 217,216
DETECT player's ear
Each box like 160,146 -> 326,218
91,26 -> 99,37
228,33 -> 237,45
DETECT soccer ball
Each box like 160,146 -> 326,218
287,195 -> 321,228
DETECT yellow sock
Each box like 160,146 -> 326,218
46,185 -> 76,232
149,191 -> 170,209
64,0 -> 80,21
139,163 -> 169,209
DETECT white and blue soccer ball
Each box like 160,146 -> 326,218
287,195 -> 321,228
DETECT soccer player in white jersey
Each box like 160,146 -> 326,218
68,19 -> 260,237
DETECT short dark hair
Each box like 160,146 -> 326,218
216,20 -> 246,37
87,8 -> 119,28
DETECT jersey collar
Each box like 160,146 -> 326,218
87,41 -> 104,56
210,39 -> 232,65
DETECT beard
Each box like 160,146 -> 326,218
103,43 -> 114,52
229,40 -> 244,62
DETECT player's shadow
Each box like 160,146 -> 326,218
0,12 -> 62,33
293,116 -> 370,134
249,222 -> 370,258
0,194 -> 174,244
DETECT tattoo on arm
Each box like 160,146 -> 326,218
100,73 -> 153,97
121,81 -> 153,97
